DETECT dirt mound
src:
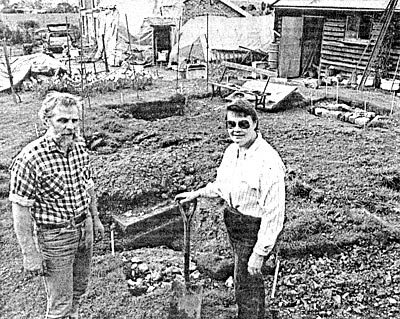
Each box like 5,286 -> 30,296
91,99 -> 228,215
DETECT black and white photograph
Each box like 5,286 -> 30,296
1,0 -> 400,318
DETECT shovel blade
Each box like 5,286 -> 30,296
169,280 -> 203,319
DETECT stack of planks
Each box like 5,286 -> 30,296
309,102 -> 390,128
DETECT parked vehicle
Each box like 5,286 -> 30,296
44,23 -> 73,54
33,27 -> 47,45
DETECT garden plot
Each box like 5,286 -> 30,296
1,77 -> 400,318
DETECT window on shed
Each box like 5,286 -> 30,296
345,15 -> 372,41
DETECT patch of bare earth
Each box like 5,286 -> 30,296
1,76 -> 400,318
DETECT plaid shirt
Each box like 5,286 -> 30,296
9,132 -> 94,225
199,134 -> 286,256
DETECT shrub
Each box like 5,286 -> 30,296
17,20 -> 39,30
10,29 -> 24,44
0,22 -> 12,39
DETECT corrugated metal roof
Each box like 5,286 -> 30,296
273,0 -> 400,11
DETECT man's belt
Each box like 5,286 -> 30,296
37,212 -> 88,230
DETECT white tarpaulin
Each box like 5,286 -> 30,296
94,8 -> 120,62
99,0 -> 153,37
169,14 -> 275,64
0,53 -> 67,92
96,0 -> 182,65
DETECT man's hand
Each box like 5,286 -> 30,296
87,188 -> 105,242
12,202 -> 46,277
248,252 -> 264,276
174,191 -> 200,203
23,251 -> 43,274
23,250 -> 47,278
92,215 -> 105,242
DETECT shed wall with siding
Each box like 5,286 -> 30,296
274,9 -> 400,79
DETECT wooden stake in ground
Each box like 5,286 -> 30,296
102,34 -> 109,72
125,14 -> 132,55
336,79 -> 339,104
66,17 -> 71,74
110,223 -> 115,256
390,53 -> 400,116
271,258 -> 280,299
79,16 -> 84,91
81,97 -> 85,137
325,81 -> 328,98
206,12 -> 209,91
3,41 -> 19,104
176,15 -> 182,91
390,91 -> 396,115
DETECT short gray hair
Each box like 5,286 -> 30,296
38,92 -> 82,124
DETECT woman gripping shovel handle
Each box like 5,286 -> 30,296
175,98 -> 286,319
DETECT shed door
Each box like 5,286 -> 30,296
279,16 -> 303,78
301,17 -> 324,75
153,26 -> 172,63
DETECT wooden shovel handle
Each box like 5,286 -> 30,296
178,199 -> 197,224
178,199 -> 197,286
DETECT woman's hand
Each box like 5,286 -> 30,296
248,252 -> 264,276
174,190 -> 200,204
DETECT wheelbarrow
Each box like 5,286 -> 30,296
168,199 -> 203,319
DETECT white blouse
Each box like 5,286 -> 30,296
199,134 -> 286,256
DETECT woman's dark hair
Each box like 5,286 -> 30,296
225,98 -> 259,130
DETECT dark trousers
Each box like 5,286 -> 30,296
224,206 -> 265,319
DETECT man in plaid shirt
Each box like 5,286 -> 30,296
9,92 -> 104,319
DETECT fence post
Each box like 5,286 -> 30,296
3,41 -> 18,104
102,34 -> 109,72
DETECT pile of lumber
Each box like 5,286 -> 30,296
309,102 -> 390,128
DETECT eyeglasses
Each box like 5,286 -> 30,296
226,120 -> 251,129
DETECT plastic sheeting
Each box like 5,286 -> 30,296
99,0 -> 157,37
169,14 -> 275,64
94,0 -> 182,65
0,53 -> 67,92
94,9 -> 120,62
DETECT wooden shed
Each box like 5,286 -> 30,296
273,0 -> 400,81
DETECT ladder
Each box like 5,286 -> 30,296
358,0 -> 399,90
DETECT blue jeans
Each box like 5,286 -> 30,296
37,216 -> 93,319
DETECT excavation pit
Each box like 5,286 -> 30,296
103,94 -> 186,121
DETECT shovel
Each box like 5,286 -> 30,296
168,199 -> 203,319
